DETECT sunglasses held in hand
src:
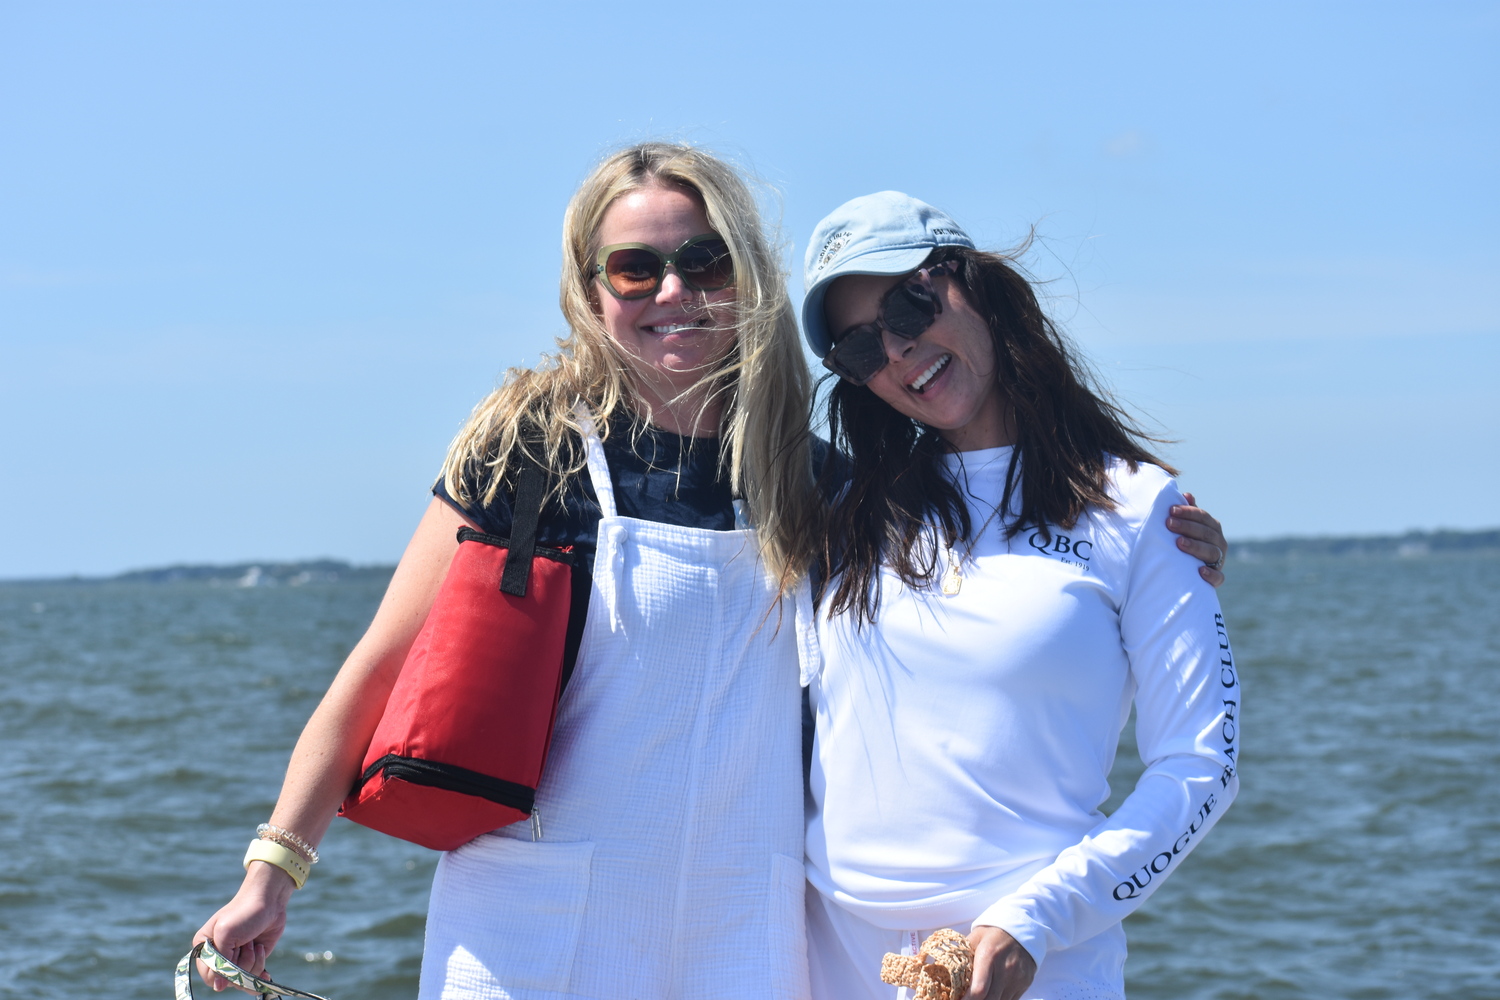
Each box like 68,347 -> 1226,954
595,234 -> 735,299
821,260 -> 959,385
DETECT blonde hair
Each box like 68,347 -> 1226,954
440,142 -> 820,591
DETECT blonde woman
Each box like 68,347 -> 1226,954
192,143 -> 824,999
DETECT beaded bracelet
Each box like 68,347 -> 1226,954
256,823 -> 320,865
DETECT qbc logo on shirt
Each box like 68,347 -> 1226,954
1023,527 -> 1093,572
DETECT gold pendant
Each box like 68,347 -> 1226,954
941,565 -> 962,595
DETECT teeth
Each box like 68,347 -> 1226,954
649,322 -> 708,335
910,354 -> 951,393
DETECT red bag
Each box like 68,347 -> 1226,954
340,463 -> 583,851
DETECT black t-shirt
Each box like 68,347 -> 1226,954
432,419 -> 846,578
434,419 -> 730,578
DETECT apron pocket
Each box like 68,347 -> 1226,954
768,853 -> 810,1000
427,837 -> 594,995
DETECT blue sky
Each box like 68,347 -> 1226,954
2,1 -> 1496,577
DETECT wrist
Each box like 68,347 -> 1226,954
970,911 -> 1045,969
243,833 -> 316,889
243,857 -> 300,901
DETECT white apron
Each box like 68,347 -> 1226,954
419,417 -> 816,1000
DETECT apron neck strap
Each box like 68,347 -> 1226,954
574,403 -> 617,519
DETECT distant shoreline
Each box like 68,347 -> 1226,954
3,527 -> 1497,585
1228,527 -> 1498,561
1,559 -> 397,587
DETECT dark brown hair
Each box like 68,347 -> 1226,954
818,244 -> 1176,624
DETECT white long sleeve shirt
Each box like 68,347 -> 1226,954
806,448 -> 1240,965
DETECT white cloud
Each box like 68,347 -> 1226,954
1104,129 -> 1149,158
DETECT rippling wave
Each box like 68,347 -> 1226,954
1,553 -> 1496,998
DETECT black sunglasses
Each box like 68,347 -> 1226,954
594,234 -> 735,300
821,260 -> 959,384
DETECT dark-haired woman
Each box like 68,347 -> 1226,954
800,192 -> 1240,1000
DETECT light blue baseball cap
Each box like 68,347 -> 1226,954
801,191 -> 975,357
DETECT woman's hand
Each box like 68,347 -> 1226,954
1167,492 -> 1229,587
966,925 -> 1037,1000
193,861 -> 296,990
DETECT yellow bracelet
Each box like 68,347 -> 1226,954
243,838 -> 310,889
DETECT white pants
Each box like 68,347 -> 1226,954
807,888 -> 1127,1000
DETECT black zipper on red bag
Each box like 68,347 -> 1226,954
455,526 -> 574,563
357,753 -> 536,815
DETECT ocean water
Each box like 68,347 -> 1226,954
1,553 -> 1497,999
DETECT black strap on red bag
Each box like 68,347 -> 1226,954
340,457 -> 585,851
500,462 -> 545,596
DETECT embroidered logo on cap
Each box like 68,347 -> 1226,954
815,231 -> 854,272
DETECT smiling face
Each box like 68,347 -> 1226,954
592,184 -> 737,423
824,270 -> 1013,451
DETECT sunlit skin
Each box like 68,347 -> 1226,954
592,184 -> 737,437
824,271 -> 1014,452
825,270 -> 1229,587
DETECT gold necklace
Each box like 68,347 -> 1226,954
940,499 -> 1006,596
